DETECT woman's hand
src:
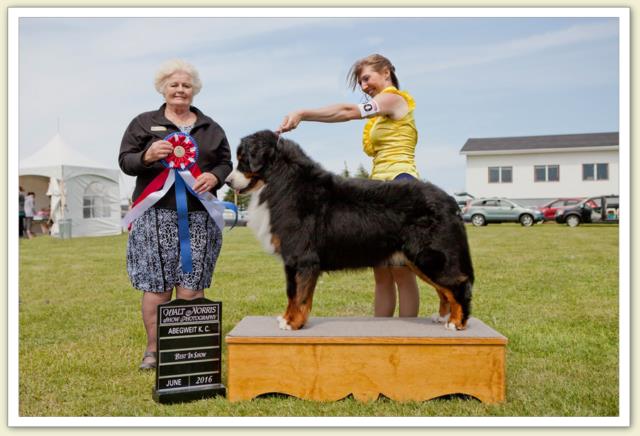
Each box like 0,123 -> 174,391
143,140 -> 174,165
277,111 -> 303,133
193,172 -> 219,194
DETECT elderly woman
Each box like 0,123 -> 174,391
278,54 -> 421,320
119,59 -> 232,370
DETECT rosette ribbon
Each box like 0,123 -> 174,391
122,132 -> 225,273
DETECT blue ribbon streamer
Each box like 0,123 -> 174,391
222,201 -> 239,229
174,172 -> 193,273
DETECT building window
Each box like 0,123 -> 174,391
488,167 -> 500,183
596,163 -> 609,180
83,182 -> 113,218
583,163 -> 609,181
501,167 -> 512,183
488,166 -> 512,183
534,165 -> 560,182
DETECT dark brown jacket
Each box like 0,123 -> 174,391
119,104 -> 232,211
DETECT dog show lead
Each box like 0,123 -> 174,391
277,54 -> 424,320
119,59 -> 232,370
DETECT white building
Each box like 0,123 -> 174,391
460,132 -> 619,206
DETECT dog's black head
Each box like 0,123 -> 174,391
238,130 -> 278,173
225,130 -> 278,194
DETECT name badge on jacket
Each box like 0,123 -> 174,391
151,126 -> 167,132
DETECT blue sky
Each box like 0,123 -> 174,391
18,14 -> 620,198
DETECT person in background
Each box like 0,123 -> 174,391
19,186 -> 26,238
24,192 -> 36,239
278,54 -> 421,319
119,59 -> 232,370
37,207 -> 52,235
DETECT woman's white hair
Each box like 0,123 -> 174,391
154,59 -> 203,95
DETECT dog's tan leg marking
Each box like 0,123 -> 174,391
270,234 -> 281,254
439,287 -> 466,330
436,288 -> 451,319
284,271 -> 319,330
426,286 -> 450,324
406,261 -> 466,330
278,297 -> 296,330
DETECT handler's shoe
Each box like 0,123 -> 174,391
139,351 -> 157,370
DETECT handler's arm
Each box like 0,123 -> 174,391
278,104 -> 361,133
278,93 -> 408,133
372,92 -> 409,120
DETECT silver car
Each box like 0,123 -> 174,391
462,197 -> 544,227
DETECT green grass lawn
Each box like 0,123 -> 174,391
18,223 -> 619,417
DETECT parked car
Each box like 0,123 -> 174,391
555,195 -> 619,227
537,198 -> 583,221
223,208 -> 247,227
453,191 -> 475,211
462,197 -> 544,227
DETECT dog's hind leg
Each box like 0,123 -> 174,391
431,288 -> 451,324
407,263 -> 463,329
445,280 -> 472,330
439,286 -> 465,330
405,249 -> 471,330
278,264 -> 319,330
432,283 -> 471,331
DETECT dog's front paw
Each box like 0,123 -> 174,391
431,313 -> 450,324
277,315 -> 292,331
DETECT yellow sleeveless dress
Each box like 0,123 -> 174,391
362,86 -> 419,181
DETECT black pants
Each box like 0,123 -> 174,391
19,215 -> 24,237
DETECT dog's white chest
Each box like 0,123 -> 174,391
246,188 -> 277,255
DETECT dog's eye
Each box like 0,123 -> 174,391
238,151 -> 249,164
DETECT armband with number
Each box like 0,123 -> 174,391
358,100 -> 380,118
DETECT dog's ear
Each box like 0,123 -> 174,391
245,130 -> 278,173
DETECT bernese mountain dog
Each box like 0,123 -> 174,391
225,130 -> 474,331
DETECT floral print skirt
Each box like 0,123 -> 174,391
126,208 -> 222,292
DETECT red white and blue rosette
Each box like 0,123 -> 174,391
162,132 -> 199,170
121,132 -> 226,273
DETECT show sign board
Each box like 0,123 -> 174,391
153,298 -> 225,403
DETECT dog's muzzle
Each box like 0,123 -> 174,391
225,170 -> 260,194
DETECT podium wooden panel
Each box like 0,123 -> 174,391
226,316 -> 507,403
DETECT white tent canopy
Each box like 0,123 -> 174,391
19,133 -> 121,238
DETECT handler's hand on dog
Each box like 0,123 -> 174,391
277,111 -> 302,133
143,140 -> 174,165
193,172 -> 219,194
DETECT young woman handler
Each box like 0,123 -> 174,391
278,54 -> 421,318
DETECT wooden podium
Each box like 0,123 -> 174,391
226,316 -> 507,403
